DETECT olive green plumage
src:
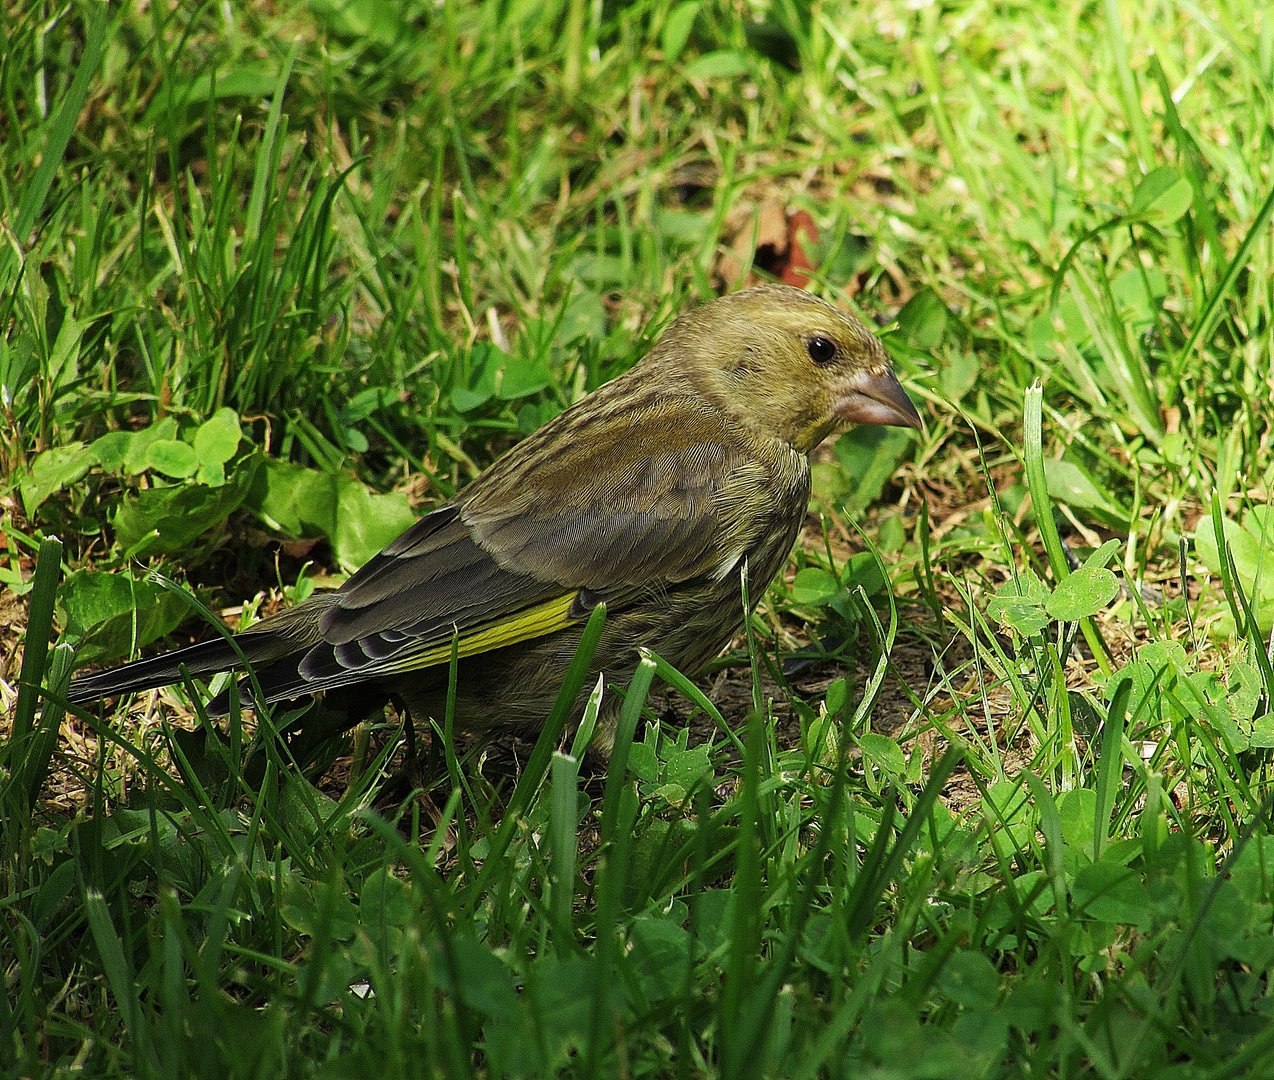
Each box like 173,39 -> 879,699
67,285 -> 922,748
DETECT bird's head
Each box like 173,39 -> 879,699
654,284 -> 923,454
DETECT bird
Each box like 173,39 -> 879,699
66,284 -> 922,752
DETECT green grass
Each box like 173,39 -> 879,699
4,0 -> 1274,1075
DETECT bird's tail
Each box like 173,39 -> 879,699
66,633 -> 269,706
65,595 -> 335,711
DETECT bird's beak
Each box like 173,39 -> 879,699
836,368 -> 923,429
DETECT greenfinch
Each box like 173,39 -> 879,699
67,285 -> 922,750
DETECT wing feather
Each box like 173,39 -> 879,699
282,404 -> 751,694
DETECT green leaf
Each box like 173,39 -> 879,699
143,439 -> 200,479
791,566 -> 840,605
1131,167 -> 1192,224
1055,788 -> 1097,851
1084,539 -> 1122,571
450,344 -> 501,413
309,0 -> 412,45
20,443 -> 94,514
59,569 -> 191,663
895,288 -> 949,349
1196,506 -> 1274,587
245,461 -> 415,570
842,551 -> 886,597
430,937 -> 518,1017
450,385 -> 493,413
988,572 -> 1051,636
47,310 -> 86,389
662,744 -> 712,793
506,955 -> 594,1071
330,475 -> 415,570
340,387 -> 395,425
684,50 -> 752,80
1243,718 -> 1274,748
247,458 -> 339,538
627,916 -> 694,1002
662,2 -> 699,63
360,867 -> 416,935
857,732 -> 906,778
824,678 -> 848,716
654,782 -> 688,804
517,399 -> 561,435
1044,458 -> 1126,524
1045,566 -> 1119,621
89,430 -> 135,472
497,353 -> 552,399
112,465 -> 257,557
1193,508 -> 1274,636
831,426 -> 915,516
1110,267 -> 1169,322
193,408 -> 244,469
152,62 -> 283,112
1229,652 -> 1266,735
280,878 -> 358,941
552,287 -> 608,346
938,350 -> 979,403
122,417 -> 180,474
1072,862 -> 1151,927
627,741 -> 659,783
937,950 -> 1001,1010
649,207 -> 710,245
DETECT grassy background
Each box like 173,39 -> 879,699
4,0 -> 1274,1075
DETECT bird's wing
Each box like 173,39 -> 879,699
287,502 -> 577,687
285,409 -> 757,692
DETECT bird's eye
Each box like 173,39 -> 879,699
806,336 -> 837,365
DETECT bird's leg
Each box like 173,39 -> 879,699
372,696 -> 444,812
399,698 -> 417,764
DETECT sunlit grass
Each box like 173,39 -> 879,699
3,0 -> 1274,1075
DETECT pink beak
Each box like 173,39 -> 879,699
837,368 -> 923,429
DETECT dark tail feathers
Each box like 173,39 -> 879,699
66,593 -> 338,711
67,632 -> 285,712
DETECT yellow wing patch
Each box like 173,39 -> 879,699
379,592 -> 580,675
